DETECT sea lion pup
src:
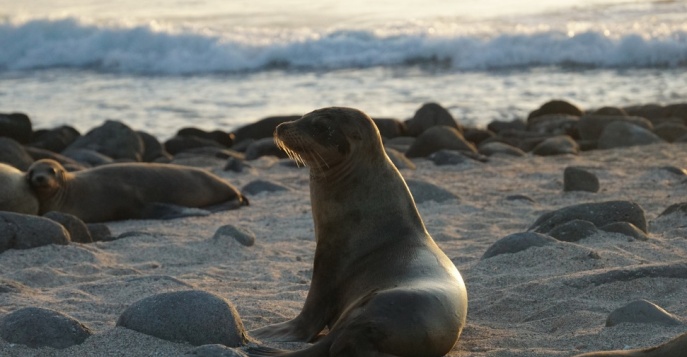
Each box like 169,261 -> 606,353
248,107 -> 468,357
0,162 -> 39,214
26,159 -> 247,223
573,332 -> 687,357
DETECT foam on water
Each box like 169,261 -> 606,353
1,8 -> 685,75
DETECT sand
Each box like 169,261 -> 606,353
1,142 -> 686,356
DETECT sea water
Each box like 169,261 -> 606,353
1,0 -> 686,140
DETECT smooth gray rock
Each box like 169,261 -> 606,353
578,115 -> 653,141
43,211 -> 93,244
598,121 -> 664,149
563,166 -> 600,193
606,299 -> 683,327
531,135 -> 579,156
405,126 -> 476,158
213,225 -> 256,247
0,307 -> 92,349
599,222 -> 649,241
405,102 -> 459,137
405,179 -> 459,204
547,219 -> 599,242
65,120 -> 144,161
482,232 -> 558,259
0,212 -> 71,252
116,290 -> 249,347
529,200 -> 647,234
242,180 -> 290,195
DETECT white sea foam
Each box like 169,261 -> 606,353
1,17 -> 685,75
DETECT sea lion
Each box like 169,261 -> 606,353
0,162 -> 39,214
26,159 -> 247,223
248,107 -> 468,357
573,331 -> 687,357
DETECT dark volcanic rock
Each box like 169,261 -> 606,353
531,135 -> 579,156
405,102 -> 459,137
529,200 -> 647,234
138,131 -> 172,162
487,119 -> 527,134
592,106 -> 628,116
244,138 -> 288,160
606,300 -> 683,327
547,219 -> 599,242
231,116 -> 300,145
405,126 -> 476,158
527,99 -> 583,121
213,225 -> 256,247
29,125 -> 81,153
599,222 -> 649,241
462,128 -> 494,146
478,141 -> 526,157
652,122 -> 687,143
65,120 -> 144,161
116,290 -> 249,347
0,137 -> 34,170
482,232 -> 558,259
0,112 -> 32,144
385,148 -> 416,170
563,166 -> 600,193
164,135 -> 226,156
242,180 -> 290,195
43,211 -> 93,244
373,118 -> 407,139
0,307 -> 92,349
405,179 -> 459,204
527,114 -> 579,137
578,115 -> 653,141
0,212 -> 71,252
658,202 -> 687,217
598,121 -> 664,149
177,127 -> 233,147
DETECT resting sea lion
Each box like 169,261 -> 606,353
573,332 -> 687,357
248,107 -> 468,357
0,162 -> 39,214
26,159 -> 247,223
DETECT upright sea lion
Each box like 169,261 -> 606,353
26,159 -> 247,223
0,162 -> 39,214
249,107 -> 468,357
573,332 -> 687,357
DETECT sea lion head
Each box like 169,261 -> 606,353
26,159 -> 67,200
274,107 -> 384,173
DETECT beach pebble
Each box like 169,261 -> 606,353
186,344 -> 248,357
213,225 -> 256,247
242,179 -> 290,195
0,307 -> 92,349
65,120 -> 144,161
0,212 -> 70,252
29,125 -> 81,153
405,102 -> 459,137
527,99 -> 583,120
481,232 -> 558,259
0,137 -> 34,170
599,222 -> 649,241
385,148 -> 416,170
606,299 -> 683,327
478,141 -> 526,157
116,290 -> 249,347
598,121 -> 664,149
0,112 -> 32,144
563,166 -> 600,193
244,137 -> 288,160
406,126 -> 476,158
547,219 -> 599,242
405,179 -> 459,204
531,135 -> 579,156
528,200 -> 647,234
43,211 -> 93,244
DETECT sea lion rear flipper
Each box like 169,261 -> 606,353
139,203 -> 211,220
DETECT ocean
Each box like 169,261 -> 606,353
1,0 -> 686,140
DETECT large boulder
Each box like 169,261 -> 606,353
0,112 -> 32,144
64,120 -> 144,161
0,307 -> 92,349
405,103 -> 459,137
598,121 -> 664,149
527,100 -> 583,121
29,125 -> 81,153
0,212 -> 71,252
578,115 -> 653,141
529,200 -> 647,234
405,126 -> 476,158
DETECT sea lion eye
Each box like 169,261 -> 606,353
48,168 -> 56,175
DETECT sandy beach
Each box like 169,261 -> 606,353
1,132 -> 686,356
